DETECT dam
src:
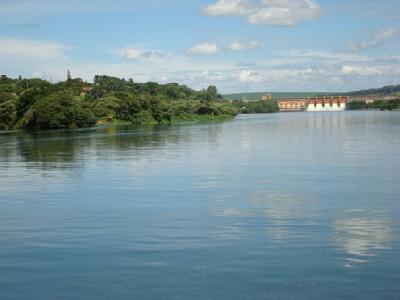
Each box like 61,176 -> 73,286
277,96 -> 349,112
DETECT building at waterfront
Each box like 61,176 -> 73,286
307,96 -> 348,112
261,93 -> 272,101
277,99 -> 307,112
277,96 -> 348,112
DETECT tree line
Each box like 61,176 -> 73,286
0,74 -> 283,130
347,99 -> 400,111
0,75 -> 241,130
347,84 -> 400,96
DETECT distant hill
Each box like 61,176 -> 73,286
347,84 -> 400,96
224,84 -> 400,101
223,92 -> 343,101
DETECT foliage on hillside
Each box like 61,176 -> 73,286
0,75 -> 238,130
347,84 -> 400,96
231,99 -> 279,113
347,99 -> 400,110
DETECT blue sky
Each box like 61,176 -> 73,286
0,0 -> 399,93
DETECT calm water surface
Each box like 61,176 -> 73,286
0,112 -> 399,299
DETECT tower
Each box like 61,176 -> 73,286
67,69 -> 72,81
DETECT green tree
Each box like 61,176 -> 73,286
16,86 -> 54,119
92,96 -> 120,118
150,97 -> 171,123
20,92 -> 95,130
0,100 -> 17,128
0,92 -> 17,104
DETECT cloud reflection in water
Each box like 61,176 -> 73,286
333,210 -> 394,268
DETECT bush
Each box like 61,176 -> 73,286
0,100 -> 17,128
233,100 -> 279,113
92,96 -> 120,118
20,92 -> 95,130
0,75 -> 240,130
0,92 -> 17,104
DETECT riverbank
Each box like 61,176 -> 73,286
0,75 -> 239,131
347,99 -> 400,110
171,113 -> 236,123
96,114 -> 236,127
0,113 -> 237,132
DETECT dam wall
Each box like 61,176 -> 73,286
278,96 -> 348,112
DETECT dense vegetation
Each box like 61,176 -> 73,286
2,74 -> 399,130
347,84 -> 400,96
231,99 -> 279,113
347,99 -> 400,111
0,74 -> 241,130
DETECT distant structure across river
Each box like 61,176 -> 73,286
277,96 -> 348,112
274,95 -> 398,112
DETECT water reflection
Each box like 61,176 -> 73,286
212,190 -> 317,242
333,210 -> 394,268
252,191 -> 316,241
0,112 -> 400,299
0,124 -> 212,172
0,123 -> 228,201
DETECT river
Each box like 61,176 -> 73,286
0,111 -> 399,299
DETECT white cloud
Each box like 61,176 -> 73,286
187,42 -> 220,54
239,69 -> 262,82
248,0 -> 320,26
375,55 -> 400,63
236,61 -> 258,67
0,36 -> 70,60
5,58 -> 399,93
227,40 -> 262,51
123,48 -> 143,60
203,0 -> 320,26
203,0 -> 252,16
283,49 -> 370,63
116,47 -> 170,60
192,70 -> 230,85
341,65 -> 381,76
345,27 -> 400,52
1,35 -> 398,93
187,40 -> 261,55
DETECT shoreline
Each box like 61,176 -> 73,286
0,114 -> 237,133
